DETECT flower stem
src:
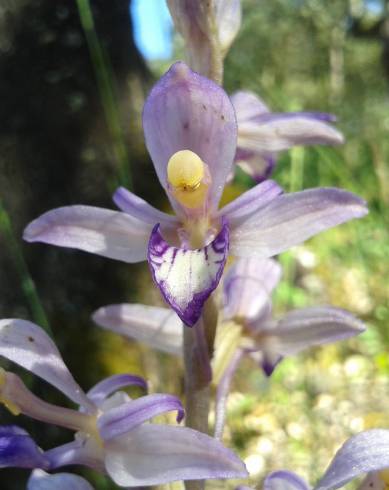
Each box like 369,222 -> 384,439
183,298 -> 218,490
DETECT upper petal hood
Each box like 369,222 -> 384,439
143,61 -> 237,214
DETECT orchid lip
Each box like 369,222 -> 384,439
147,220 -> 229,326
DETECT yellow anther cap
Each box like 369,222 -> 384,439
167,150 -> 209,209
167,150 -> 205,190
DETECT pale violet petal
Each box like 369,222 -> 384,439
235,153 -> 277,183
104,423 -> 248,486
148,221 -> 229,327
315,430 -> 389,490
217,180 -> 283,227
0,425 -> 49,469
113,187 -> 178,227
271,307 -> 365,356
87,374 -> 147,406
44,438 -> 104,472
215,0 -> 242,56
230,188 -> 368,258
27,469 -> 95,490
237,112 -> 343,154
143,62 -> 237,213
232,91 -> 270,121
92,304 -> 183,355
264,470 -> 311,490
223,258 -> 281,324
0,319 -> 94,412
23,205 -> 152,263
98,394 -> 184,441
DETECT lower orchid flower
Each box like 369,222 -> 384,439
23,62 -> 367,328
232,91 -> 344,182
92,257 -> 365,379
260,429 -> 389,490
92,257 -> 365,439
0,319 -> 247,486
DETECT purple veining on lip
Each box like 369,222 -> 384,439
148,221 -> 229,327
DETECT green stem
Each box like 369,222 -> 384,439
183,298 -> 218,490
76,0 -> 133,190
0,200 -> 52,335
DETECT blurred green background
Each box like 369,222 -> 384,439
0,0 -> 388,488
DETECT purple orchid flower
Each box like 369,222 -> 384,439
0,319 -> 247,486
232,91 -> 344,182
92,257 -> 365,378
261,429 -> 389,490
27,469 -> 95,490
167,0 -> 241,80
24,62 -> 367,327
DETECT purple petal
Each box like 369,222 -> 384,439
44,438 -> 104,473
0,319 -> 95,412
236,102 -> 343,154
27,469 -> 95,490
167,1 -> 241,76
87,374 -> 147,406
217,180 -> 283,227
264,470 -> 311,490
92,303 -> 183,355
113,186 -> 178,227
315,430 -> 389,490
104,423 -> 248,486
0,425 -> 49,469
271,306 -> 365,356
223,258 -> 281,324
98,393 -> 184,441
23,205 -> 152,263
235,153 -> 277,183
143,61 -> 237,214
148,221 -> 229,327
230,188 -> 368,258
261,352 -> 283,377
214,0 -> 242,55
231,91 -> 270,121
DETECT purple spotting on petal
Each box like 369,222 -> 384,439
0,426 -> 49,469
148,221 -> 229,327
